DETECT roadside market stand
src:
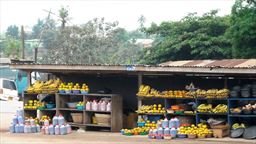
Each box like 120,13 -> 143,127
10,59 -> 256,138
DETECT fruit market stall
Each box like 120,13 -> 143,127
10,59 -> 256,139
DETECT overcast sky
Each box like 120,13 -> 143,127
0,0 -> 235,33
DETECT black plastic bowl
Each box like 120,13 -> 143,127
230,91 -> 240,98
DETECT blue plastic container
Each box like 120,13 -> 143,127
76,106 -> 84,110
81,90 -> 88,94
137,122 -> 145,127
65,90 -> 71,94
58,90 -> 65,94
46,104 -> 56,109
72,90 -> 80,94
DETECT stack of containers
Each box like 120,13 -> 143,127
41,114 -> 72,135
148,117 -> 180,139
86,99 -> 111,111
9,108 -> 41,133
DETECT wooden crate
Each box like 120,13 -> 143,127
212,128 -> 230,138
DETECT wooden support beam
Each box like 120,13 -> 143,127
138,74 -> 142,109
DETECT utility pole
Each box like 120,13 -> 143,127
21,26 -> 25,59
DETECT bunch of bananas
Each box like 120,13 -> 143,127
195,89 -> 229,98
212,104 -> 228,113
26,78 -> 62,94
232,123 -> 246,130
197,104 -> 212,113
137,85 -> 151,96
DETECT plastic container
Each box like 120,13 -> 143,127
49,125 -> 54,135
188,134 -> 197,139
174,117 -> 180,128
169,118 -> 175,128
9,124 -> 15,133
81,90 -> 88,94
60,125 -> 67,135
66,124 -> 72,134
30,119 -> 35,125
41,126 -> 46,134
58,90 -> 65,94
12,115 -> 18,124
36,124 -> 40,133
16,108 -> 24,117
86,101 -> 91,110
100,101 -> 107,111
54,125 -> 60,135
24,124 -> 28,133
170,127 -> 177,138
14,124 -> 19,133
45,126 -> 49,135
31,125 -> 36,133
164,127 -> 170,135
53,115 -> 58,126
46,104 -> 56,109
106,102 -> 111,111
67,102 -> 78,109
17,116 -> 24,124
177,134 -> 187,138
72,90 -> 80,94
137,122 -> 146,127
162,118 -> 169,128
157,121 -> 162,129
76,106 -> 84,110
44,119 -> 49,126
65,90 -> 71,94
149,129 -> 153,135
19,124 -> 24,133
27,125 -> 31,133
157,127 -> 163,135
58,115 -> 65,125
92,100 -> 98,111
153,129 -> 158,135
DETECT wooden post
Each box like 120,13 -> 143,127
26,71 -> 31,86
224,77 -> 228,88
21,26 -> 25,59
138,74 -> 142,109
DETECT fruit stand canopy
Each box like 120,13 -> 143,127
10,59 -> 256,76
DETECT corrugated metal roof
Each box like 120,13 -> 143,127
159,59 -> 256,68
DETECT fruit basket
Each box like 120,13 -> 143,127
175,110 -> 184,115
187,134 -> 197,139
71,113 -> 83,123
230,108 -> 242,115
95,113 -> 111,126
197,135 -> 206,138
206,133 -> 213,138
37,106 -> 45,110
65,90 -> 72,94
242,109 -> 252,115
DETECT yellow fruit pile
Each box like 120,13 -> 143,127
26,79 -> 62,93
136,104 -> 166,114
196,89 -> 229,98
197,104 -> 228,113
58,82 -> 89,91
137,85 -> 189,98
197,104 -> 212,113
24,100 -> 45,109
178,124 -> 212,137
121,127 -> 150,135
212,104 -> 228,113
232,123 -> 245,130
40,115 -> 51,122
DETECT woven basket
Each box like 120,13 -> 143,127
71,113 -> 83,123
95,114 -> 111,126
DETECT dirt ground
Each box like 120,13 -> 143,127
1,106 -> 255,144
1,129 -> 256,144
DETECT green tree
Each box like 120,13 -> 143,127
59,6 -> 70,29
42,18 -> 143,64
5,25 -> 19,39
31,19 -> 44,39
141,10 -> 231,64
3,37 -> 20,58
227,0 -> 256,58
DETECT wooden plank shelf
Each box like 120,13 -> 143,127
197,113 -> 228,115
24,109 -> 37,111
67,122 -> 86,127
59,108 -> 83,111
137,113 -> 165,115
57,93 -> 119,97
39,108 -> 57,111
229,115 -> 256,117
85,124 -> 111,128
85,110 -> 111,113
167,113 -> 196,116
